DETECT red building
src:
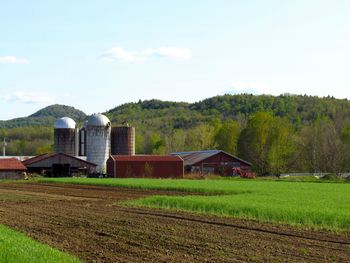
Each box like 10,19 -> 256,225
107,155 -> 184,178
170,150 -> 252,176
0,158 -> 27,179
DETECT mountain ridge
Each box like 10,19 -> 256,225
0,104 -> 86,129
1,94 -> 350,129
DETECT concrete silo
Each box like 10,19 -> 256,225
111,125 -> 135,155
54,117 -> 78,156
86,114 -> 111,173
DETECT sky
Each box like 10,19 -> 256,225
1,0 -> 350,120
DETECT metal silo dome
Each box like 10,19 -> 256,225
86,114 -> 111,127
55,117 -> 76,129
54,117 -> 78,156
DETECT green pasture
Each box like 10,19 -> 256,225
0,224 -> 81,263
39,177 -> 350,231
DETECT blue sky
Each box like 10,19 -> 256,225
1,0 -> 350,120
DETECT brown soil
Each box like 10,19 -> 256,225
0,183 -> 349,263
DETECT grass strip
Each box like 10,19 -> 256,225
38,177 -> 248,194
130,193 -> 350,231
38,177 -> 350,231
0,224 -> 81,263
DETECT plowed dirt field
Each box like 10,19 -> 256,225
0,183 -> 349,262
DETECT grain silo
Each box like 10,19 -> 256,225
54,117 -> 77,156
86,114 -> 111,173
111,124 -> 135,155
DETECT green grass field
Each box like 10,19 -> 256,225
39,177 -> 350,231
0,224 -> 81,263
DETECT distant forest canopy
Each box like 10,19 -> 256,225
2,93 -> 350,174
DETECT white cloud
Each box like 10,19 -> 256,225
145,47 -> 191,60
101,46 -> 191,63
101,47 -> 141,63
2,91 -> 55,104
0,56 -> 29,64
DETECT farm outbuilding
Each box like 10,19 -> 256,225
107,155 -> 184,178
170,150 -> 252,176
23,152 -> 97,177
0,158 -> 27,179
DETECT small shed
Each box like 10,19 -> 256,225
0,158 -> 27,179
23,152 -> 97,177
107,155 -> 184,178
170,150 -> 252,176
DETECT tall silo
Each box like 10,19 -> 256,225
111,125 -> 135,155
86,114 -> 111,173
54,117 -> 77,156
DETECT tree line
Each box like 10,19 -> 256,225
135,113 -> 350,174
2,94 -> 350,174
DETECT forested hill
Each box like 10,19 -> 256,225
0,104 -> 86,129
106,94 -> 350,131
2,94 -> 350,175
30,104 -> 86,119
2,94 -> 350,129
191,94 -> 350,122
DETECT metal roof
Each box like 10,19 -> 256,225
169,150 -> 252,166
55,117 -> 76,129
110,155 -> 183,162
23,152 -> 97,166
86,114 -> 111,127
0,158 -> 27,171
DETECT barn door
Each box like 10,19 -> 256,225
52,163 -> 71,177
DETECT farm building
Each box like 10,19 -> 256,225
107,155 -> 184,178
23,152 -> 97,177
170,150 -> 252,176
0,158 -> 27,179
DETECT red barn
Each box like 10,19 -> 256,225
170,150 -> 252,177
107,155 -> 184,178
